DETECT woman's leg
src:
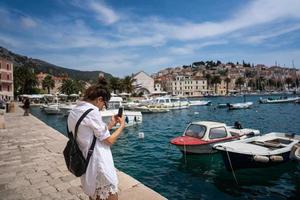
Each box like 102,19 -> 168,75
107,193 -> 118,200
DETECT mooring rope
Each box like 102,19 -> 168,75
226,148 -> 239,185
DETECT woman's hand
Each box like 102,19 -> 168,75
116,115 -> 126,129
107,116 -> 117,130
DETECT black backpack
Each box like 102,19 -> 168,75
63,108 -> 96,177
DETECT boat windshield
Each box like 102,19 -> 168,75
185,124 -> 206,138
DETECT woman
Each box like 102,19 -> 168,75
68,78 -> 125,200
23,98 -> 30,116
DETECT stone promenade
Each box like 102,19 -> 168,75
0,107 -> 167,200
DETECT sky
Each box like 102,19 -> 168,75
0,0 -> 300,77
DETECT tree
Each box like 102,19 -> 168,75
72,80 -> 86,96
13,66 -> 37,96
211,75 -> 221,94
285,77 -> 293,90
235,77 -> 245,93
59,79 -> 78,95
121,76 -> 136,94
42,75 -> 55,94
108,77 -> 121,94
224,77 -> 231,95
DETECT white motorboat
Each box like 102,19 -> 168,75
259,96 -> 300,104
44,104 -> 61,115
170,121 -> 260,154
135,104 -> 170,113
214,132 -> 300,170
153,96 -> 190,110
189,100 -> 211,106
59,104 -> 76,116
101,109 -> 142,128
228,102 -> 253,110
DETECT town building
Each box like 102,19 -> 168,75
168,75 -> 207,97
0,58 -> 14,100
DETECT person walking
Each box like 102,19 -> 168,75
23,98 -> 30,116
67,78 -> 125,200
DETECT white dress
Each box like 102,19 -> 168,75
67,101 -> 118,199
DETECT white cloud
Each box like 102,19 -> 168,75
154,0 -> 300,41
88,0 -> 119,25
169,40 -> 228,55
20,16 -> 37,28
245,24 -> 300,44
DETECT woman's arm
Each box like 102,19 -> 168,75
104,116 -> 125,146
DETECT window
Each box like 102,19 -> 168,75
7,74 -> 9,80
7,64 -> 9,70
7,85 -> 10,91
209,127 -> 227,139
185,124 -> 206,138
0,85 -> 1,91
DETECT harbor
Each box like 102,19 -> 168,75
0,106 -> 166,200
29,95 -> 300,200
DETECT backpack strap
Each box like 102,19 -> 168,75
73,108 -> 97,164
74,108 -> 94,140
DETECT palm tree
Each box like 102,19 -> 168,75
122,76 -> 136,94
13,66 -> 37,95
74,80 -> 86,95
108,77 -> 121,94
235,77 -> 245,93
224,77 -> 231,95
42,75 -> 55,94
285,77 -> 293,90
211,75 -> 221,94
60,79 -> 78,95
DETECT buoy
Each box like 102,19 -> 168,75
194,112 -> 199,115
270,155 -> 284,162
253,155 -> 269,163
138,132 -> 144,139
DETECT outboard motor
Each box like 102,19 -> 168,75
234,121 -> 242,129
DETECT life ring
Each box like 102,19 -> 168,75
290,144 -> 300,161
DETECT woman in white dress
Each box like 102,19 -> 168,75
68,78 -> 125,200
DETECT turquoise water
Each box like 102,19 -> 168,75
30,95 -> 300,200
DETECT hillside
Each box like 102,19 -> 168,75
0,46 -> 112,81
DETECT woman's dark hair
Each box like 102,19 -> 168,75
83,77 -> 111,102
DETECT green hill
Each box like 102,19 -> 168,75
0,46 -> 112,81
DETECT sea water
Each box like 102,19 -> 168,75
30,95 -> 300,200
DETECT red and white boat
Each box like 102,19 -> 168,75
170,121 -> 260,154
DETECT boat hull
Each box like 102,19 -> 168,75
219,150 -> 291,171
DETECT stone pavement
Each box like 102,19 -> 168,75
0,107 -> 167,200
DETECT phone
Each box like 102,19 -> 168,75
117,107 -> 123,117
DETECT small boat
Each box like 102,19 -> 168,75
135,104 -> 169,113
228,102 -> 253,110
259,96 -> 300,104
44,104 -> 61,115
59,104 -> 76,116
170,121 -> 260,154
101,109 -> 142,128
214,132 -> 300,170
189,100 -> 211,106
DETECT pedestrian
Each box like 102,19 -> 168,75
23,98 -> 30,116
67,77 -> 125,200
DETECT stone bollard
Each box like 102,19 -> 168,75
0,110 -> 5,129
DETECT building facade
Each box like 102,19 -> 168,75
0,58 -> 14,100
132,71 -> 154,95
169,75 -> 207,97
